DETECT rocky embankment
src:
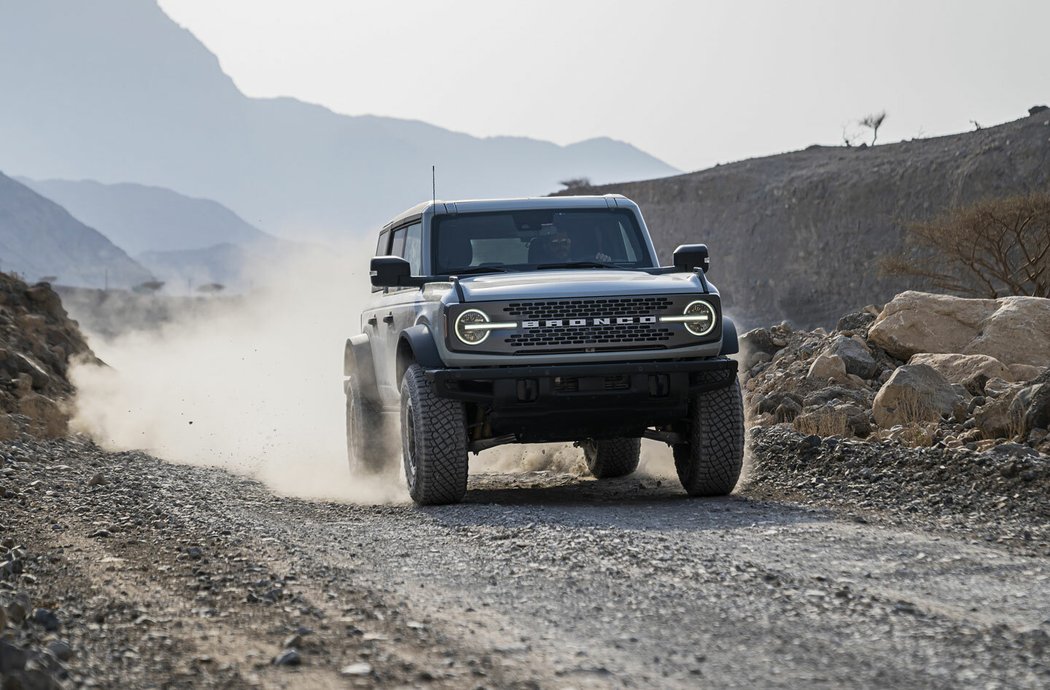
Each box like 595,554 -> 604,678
0,273 -> 96,439
742,290 -> 1050,550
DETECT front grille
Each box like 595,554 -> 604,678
506,323 -> 675,349
502,297 -> 674,320
445,293 -> 720,355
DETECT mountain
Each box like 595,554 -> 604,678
559,110 -> 1050,329
18,178 -> 276,256
0,172 -> 154,288
137,243 -> 283,293
0,0 -> 678,241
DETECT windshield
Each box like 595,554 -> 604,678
431,209 -> 653,274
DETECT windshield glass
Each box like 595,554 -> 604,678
431,209 -> 653,274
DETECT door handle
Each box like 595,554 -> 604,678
367,316 -> 378,327
382,313 -> 394,324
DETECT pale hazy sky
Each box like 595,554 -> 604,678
157,0 -> 1050,172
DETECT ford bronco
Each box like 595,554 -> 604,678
344,195 -> 743,505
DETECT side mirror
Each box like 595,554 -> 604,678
370,255 -> 412,287
673,244 -> 710,273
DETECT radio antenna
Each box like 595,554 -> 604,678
432,165 -> 436,205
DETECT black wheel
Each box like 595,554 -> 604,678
345,378 -> 390,476
400,364 -> 468,505
583,438 -> 641,479
674,378 -> 745,496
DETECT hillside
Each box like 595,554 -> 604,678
0,172 -> 153,288
0,0 -> 677,240
563,110 -> 1050,329
19,178 -> 276,255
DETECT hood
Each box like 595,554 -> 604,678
457,269 -> 708,302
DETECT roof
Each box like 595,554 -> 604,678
382,194 -> 636,230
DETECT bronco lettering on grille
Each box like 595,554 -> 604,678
521,316 -> 658,328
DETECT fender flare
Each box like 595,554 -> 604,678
344,334 -> 379,401
396,324 -> 444,383
719,317 -> 739,356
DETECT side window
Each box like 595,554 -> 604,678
390,227 -> 406,259
403,223 -> 422,275
375,229 -> 390,256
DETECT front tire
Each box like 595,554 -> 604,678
583,438 -> 641,479
674,378 -> 745,496
400,364 -> 469,505
345,378 -> 390,476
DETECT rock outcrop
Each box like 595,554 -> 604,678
0,272 -> 97,437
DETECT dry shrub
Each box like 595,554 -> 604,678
893,387 -> 939,425
882,190 -> 1050,298
794,408 -> 850,437
897,423 -> 938,448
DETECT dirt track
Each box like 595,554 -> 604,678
2,438 -> 1049,688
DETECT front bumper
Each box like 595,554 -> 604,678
426,357 -> 737,442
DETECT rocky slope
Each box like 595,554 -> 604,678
0,273 -> 97,439
0,173 -> 154,289
560,110 -> 1050,329
740,291 -> 1050,553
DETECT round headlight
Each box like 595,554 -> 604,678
682,300 -> 717,336
454,309 -> 491,345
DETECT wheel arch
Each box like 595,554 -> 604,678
344,334 -> 380,401
719,316 -> 739,356
396,324 -> 444,385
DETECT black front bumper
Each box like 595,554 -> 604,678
427,357 -> 737,442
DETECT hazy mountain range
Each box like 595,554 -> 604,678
18,178 -> 284,290
0,0 -> 678,241
0,172 -> 153,288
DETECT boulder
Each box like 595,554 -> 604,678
966,297 -> 1050,367
739,328 -> 785,369
872,364 -> 963,428
828,335 -> 878,378
807,353 -> 848,384
1021,383 -> 1050,436
868,291 -> 1050,367
17,394 -> 68,438
908,353 -> 1010,390
1008,364 -> 1045,383
974,387 -> 1024,439
835,308 -> 877,333
868,291 -> 996,361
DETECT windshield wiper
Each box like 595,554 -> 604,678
536,261 -> 619,270
445,266 -> 508,275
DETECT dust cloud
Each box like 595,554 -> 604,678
70,244 -> 407,504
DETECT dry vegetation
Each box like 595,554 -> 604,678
882,190 -> 1050,298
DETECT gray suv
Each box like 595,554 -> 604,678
344,195 -> 743,505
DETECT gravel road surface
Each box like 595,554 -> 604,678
2,437 -> 1048,688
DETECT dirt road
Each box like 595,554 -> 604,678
2,438 -> 1048,688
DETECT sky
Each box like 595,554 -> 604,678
157,0 -> 1050,173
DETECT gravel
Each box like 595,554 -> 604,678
1,434 -> 1049,688
747,426 -> 1050,554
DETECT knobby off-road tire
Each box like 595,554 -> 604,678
674,378 -> 745,496
400,364 -> 469,505
583,438 -> 641,479
345,378 -> 390,476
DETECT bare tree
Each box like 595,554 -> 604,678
880,191 -> 1050,298
859,111 -> 887,145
